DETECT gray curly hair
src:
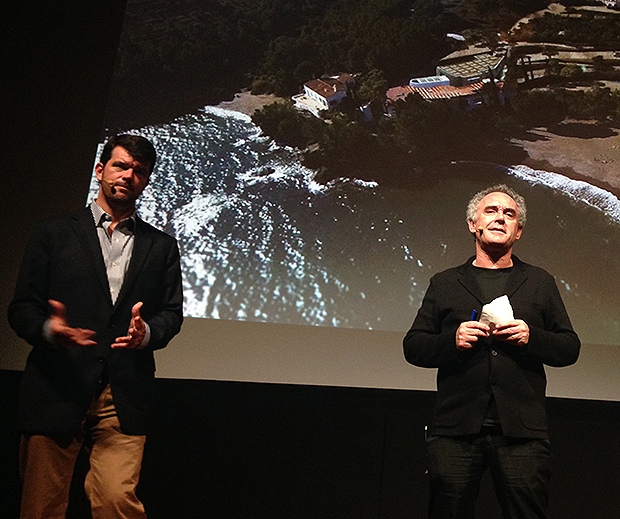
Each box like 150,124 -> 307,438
466,184 -> 527,226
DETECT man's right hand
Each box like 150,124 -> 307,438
48,299 -> 97,348
456,321 -> 490,351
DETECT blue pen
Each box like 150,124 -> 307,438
470,309 -> 477,321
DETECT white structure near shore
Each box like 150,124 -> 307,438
386,46 -> 508,112
293,74 -> 355,117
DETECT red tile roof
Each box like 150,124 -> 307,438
387,81 -> 503,102
305,78 -> 346,99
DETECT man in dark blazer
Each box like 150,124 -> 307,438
404,184 -> 580,519
8,134 -> 183,519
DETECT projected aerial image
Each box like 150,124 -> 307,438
92,0 -> 620,343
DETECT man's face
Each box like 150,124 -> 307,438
95,146 -> 151,207
468,191 -> 522,252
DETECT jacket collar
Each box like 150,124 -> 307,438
457,255 -> 528,304
74,207 -> 110,302
71,207 -> 154,310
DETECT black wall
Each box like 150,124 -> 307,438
1,370 -> 620,518
2,1 -> 620,518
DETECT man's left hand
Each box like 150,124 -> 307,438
492,319 -> 529,347
112,302 -> 146,349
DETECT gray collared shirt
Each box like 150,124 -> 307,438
89,200 -> 150,348
90,200 -> 136,304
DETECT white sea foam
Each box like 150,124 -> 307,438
200,105 -> 252,123
508,165 -> 620,225
350,178 -> 379,189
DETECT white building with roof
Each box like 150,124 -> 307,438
293,74 -> 355,117
385,46 -> 508,113
386,78 -> 504,113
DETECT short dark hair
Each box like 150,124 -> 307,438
100,134 -> 157,174
467,184 -> 527,226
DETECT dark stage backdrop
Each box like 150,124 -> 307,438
1,370 -> 619,519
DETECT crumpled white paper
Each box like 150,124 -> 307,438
479,295 -> 514,330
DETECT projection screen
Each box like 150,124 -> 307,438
9,0 -> 620,401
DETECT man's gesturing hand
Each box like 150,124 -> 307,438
48,299 -> 97,348
111,302 -> 146,349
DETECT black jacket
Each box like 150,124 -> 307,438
403,256 -> 580,438
8,207 -> 183,435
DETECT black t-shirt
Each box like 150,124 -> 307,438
472,265 -> 513,429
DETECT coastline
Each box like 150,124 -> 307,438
217,92 -> 620,199
510,123 -> 620,199
216,91 -> 281,116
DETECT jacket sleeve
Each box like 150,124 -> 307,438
403,274 -> 468,369
520,271 -> 580,367
142,238 -> 183,352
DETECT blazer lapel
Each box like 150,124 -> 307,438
74,207 -> 112,303
457,257 -> 486,304
504,256 -> 528,297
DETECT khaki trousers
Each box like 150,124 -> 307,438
19,385 -> 147,519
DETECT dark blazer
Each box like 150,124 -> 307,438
8,207 -> 183,435
403,256 -> 580,439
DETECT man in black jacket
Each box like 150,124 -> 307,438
8,134 -> 183,519
403,184 -> 579,519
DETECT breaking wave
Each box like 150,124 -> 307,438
508,164 -> 620,225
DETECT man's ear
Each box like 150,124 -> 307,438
467,219 -> 477,235
94,162 -> 104,182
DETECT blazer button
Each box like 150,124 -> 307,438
491,349 -> 498,356
97,356 -> 105,363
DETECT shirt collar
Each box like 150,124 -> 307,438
90,200 -> 136,230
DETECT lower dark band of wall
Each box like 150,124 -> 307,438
1,369 -> 619,519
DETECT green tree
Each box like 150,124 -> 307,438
511,89 -> 566,126
592,55 -> 612,74
357,69 -> 387,103
252,101 -> 326,148
559,64 -> 582,80
545,58 -> 562,78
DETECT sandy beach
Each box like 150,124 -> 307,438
511,122 -> 620,198
217,90 -> 281,116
